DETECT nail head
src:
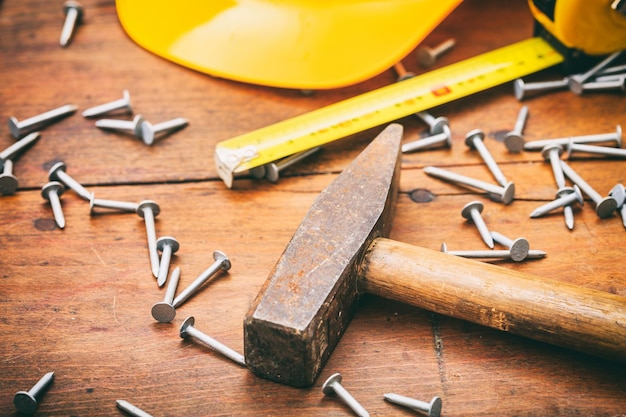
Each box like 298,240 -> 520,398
156,236 -> 180,253
461,201 -> 484,219
180,316 -> 195,338
136,200 -> 160,218
322,373 -> 343,395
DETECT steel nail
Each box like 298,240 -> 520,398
560,160 -> 617,218
89,193 -> 139,214
423,166 -> 515,205
392,62 -> 415,82
384,393 -> 442,417
566,139 -> 626,159
156,236 -> 180,288
541,145 -> 575,230
465,129 -> 508,187
82,90 -> 132,118
402,125 -> 452,153
461,201 -> 494,249
575,76 -> 626,94
440,243 -> 546,261
95,114 -> 145,137
13,371 -> 55,414
523,125 -> 622,151
416,111 -> 449,135
490,231 -> 530,262
504,105 -> 529,152
179,316 -> 246,366
8,104 -> 77,138
264,146 -> 321,183
530,185 -> 584,218
322,373 -> 370,417
417,38 -> 456,68
60,1 -> 84,47
136,200 -> 161,278
513,77 -> 569,101
568,51 -> 623,94
151,266 -> 181,323
116,399 -> 155,417
41,181 -> 66,229
48,161 -> 91,201
0,132 -> 41,161
140,117 -> 188,146
0,160 -> 18,195
172,250 -> 231,308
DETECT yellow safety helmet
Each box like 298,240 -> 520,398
116,0 -> 461,89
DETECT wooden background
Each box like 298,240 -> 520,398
1,0 -> 625,416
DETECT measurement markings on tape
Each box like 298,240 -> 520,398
215,37 -> 563,187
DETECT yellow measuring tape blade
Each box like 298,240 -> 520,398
215,37 -> 563,187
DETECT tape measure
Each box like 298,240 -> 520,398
215,37 -> 563,188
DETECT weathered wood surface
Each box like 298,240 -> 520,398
1,0 -> 625,416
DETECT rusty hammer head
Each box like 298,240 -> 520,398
244,123 -> 403,387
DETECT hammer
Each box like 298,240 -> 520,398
243,123 -> 626,388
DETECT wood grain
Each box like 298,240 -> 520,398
1,0 -> 625,416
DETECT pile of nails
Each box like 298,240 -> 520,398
401,53 -> 626,239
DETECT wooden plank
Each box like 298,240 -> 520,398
1,0 -> 625,416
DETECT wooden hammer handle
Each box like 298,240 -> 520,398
360,238 -> 626,362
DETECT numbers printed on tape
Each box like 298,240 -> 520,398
215,37 -> 563,187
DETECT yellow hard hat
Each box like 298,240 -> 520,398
116,0 -> 461,89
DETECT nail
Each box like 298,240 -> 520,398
424,166 -> 515,205
172,250 -> 231,308
89,193 -> 139,214
490,231 -> 530,262
541,145 -> 574,229
48,161 -> 91,201
415,111 -> 449,135
566,139 -> 626,159
41,181 -> 66,229
384,393 -> 442,417
461,201 -> 494,249
140,117 -> 188,146
60,1 -> 84,47
95,114 -> 145,137
609,184 -> 626,228
151,266 -> 181,323
322,373 -> 369,417
402,125 -> 452,153
13,371 -> 55,414
513,77 -> 569,101
179,316 -> 246,366
523,125 -> 622,151
8,104 -> 77,138
596,63 -> 626,77
136,200 -> 161,278
541,145 -> 566,188
568,51 -> 623,94
417,38 -> 456,68
0,132 -> 41,161
82,90 -> 132,118
0,160 -> 18,195
574,76 -> 626,94
559,160 -> 618,218
465,129 -> 508,187
440,243 -> 546,261
392,62 -> 415,82
156,236 -> 180,288
116,399 -> 155,417
504,105 -> 529,153
530,185 -> 584,218
264,146 -> 321,183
